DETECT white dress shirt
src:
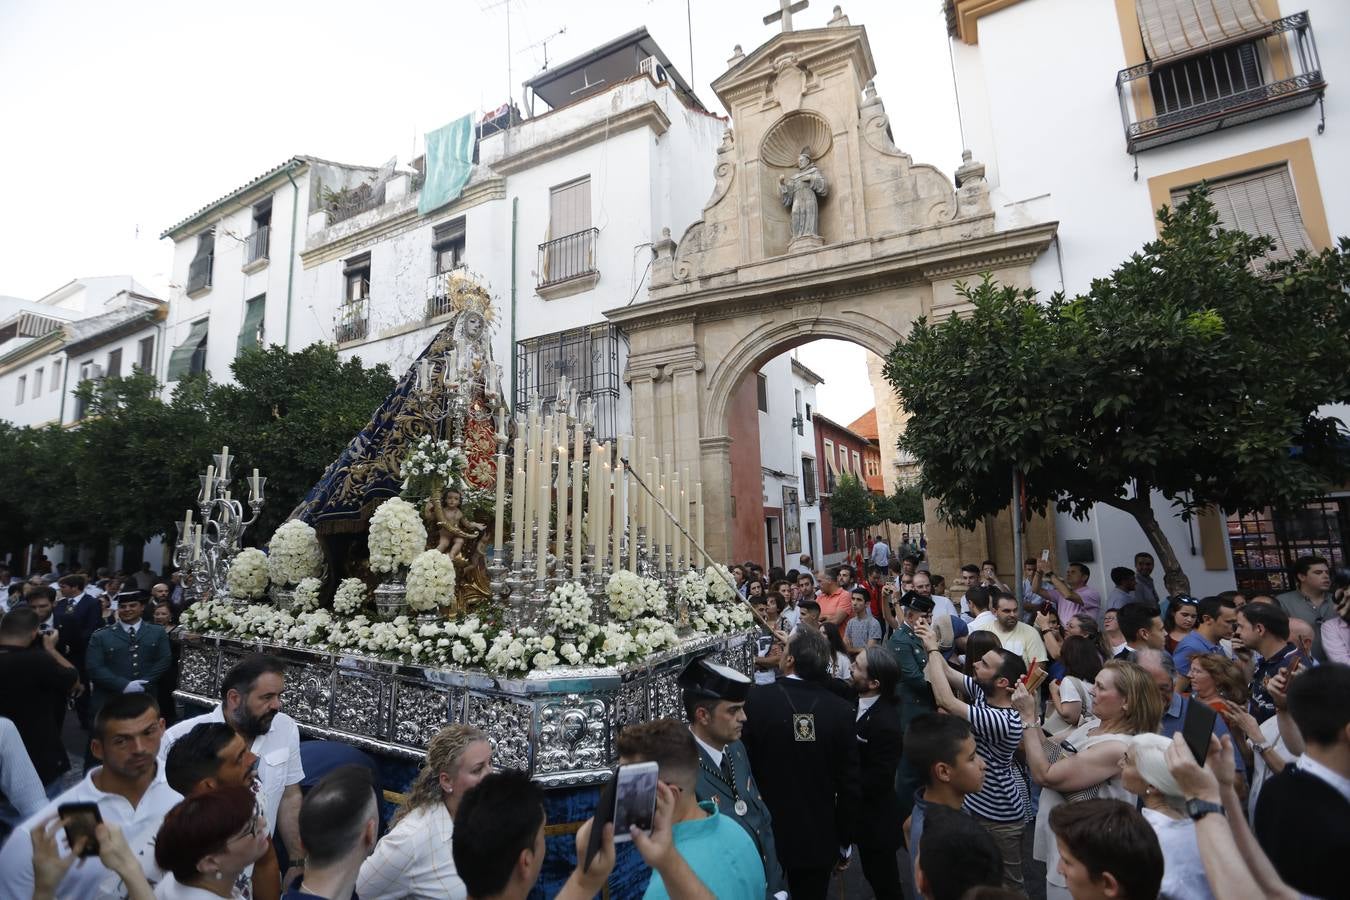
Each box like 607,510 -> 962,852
154,874 -> 248,899
856,694 -> 879,722
357,802 -> 466,900
159,705 -> 303,830
0,764 -> 182,900
691,731 -> 724,769
1295,754 -> 1350,806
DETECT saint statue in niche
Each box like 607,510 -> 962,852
779,148 -> 828,240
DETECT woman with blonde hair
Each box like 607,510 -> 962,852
356,724 -> 492,900
1011,659 -> 1164,900
1121,733 -> 1216,899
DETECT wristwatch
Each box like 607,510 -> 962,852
1248,737 -> 1272,754
1184,799 -> 1225,821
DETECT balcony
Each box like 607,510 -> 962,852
187,255 -> 214,295
1117,12 -> 1325,154
536,228 -> 599,299
335,298 -> 370,345
243,226 -> 270,270
425,268 -> 468,320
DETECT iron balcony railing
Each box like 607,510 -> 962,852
335,297 -> 370,345
187,255 -> 214,294
245,226 -> 270,265
1116,12 -> 1325,154
425,267 -> 468,319
537,227 -> 599,290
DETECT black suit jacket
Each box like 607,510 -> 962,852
743,676 -> 861,869
53,592 -> 101,673
1254,765 -> 1350,900
855,697 -> 903,851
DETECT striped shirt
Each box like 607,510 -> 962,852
960,675 -> 1030,823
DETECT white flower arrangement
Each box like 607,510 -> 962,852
704,564 -> 738,603
368,497 -> 428,573
406,549 -> 456,612
332,578 -> 368,616
227,548 -> 270,600
402,435 -> 463,480
676,570 -> 708,612
266,520 -> 323,586
606,570 -> 666,621
292,577 -> 322,613
545,581 -> 593,632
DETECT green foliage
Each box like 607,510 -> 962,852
828,473 -> 878,532
0,343 -> 394,564
887,484 -> 926,525
884,190 -> 1350,583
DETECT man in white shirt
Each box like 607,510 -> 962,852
969,592 -> 1047,669
869,536 -> 890,571
0,694 -> 182,900
912,571 -> 957,651
159,653 -> 305,884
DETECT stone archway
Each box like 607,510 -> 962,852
605,13 -> 1059,569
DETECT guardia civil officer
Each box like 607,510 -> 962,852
885,590 -> 935,821
742,625 -> 860,900
679,656 -> 787,900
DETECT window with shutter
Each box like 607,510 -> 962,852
49,360 -> 61,393
757,373 -> 768,412
433,219 -> 467,274
168,319 -> 210,381
15,376 -> 25,405
1171,164 -> 1312,263
1135,0 -> 1269,62
107,348 -> 122,379
237,295 -> 266,354
188,231 -> 215,294
138,336 -> 155,372
33,368 -> 42,399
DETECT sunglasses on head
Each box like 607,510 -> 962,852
1174,596 -> 1199,606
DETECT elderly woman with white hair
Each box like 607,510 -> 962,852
1120,733 -> 1217,900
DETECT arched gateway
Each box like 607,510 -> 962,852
606,10 -> 1060,572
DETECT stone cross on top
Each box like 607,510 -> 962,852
764,0 -> 808,32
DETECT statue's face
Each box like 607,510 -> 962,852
798,153 -> 810,168
464,314 -> 484,339
444,490 -> 462,509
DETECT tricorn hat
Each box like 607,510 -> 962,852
678,656 -> 752,702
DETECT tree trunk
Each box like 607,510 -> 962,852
1102,491 -> 1192,598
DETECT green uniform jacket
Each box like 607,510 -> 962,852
693,737 -> 786,899
886,623 -> 935,731
86,622 -> 171,715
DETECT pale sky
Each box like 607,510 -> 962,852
0,0 -> 961,420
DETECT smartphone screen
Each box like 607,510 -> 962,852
1181,699 -> 1217,766
57,802 -> 102,857
611,761 -> 659,844
1040,549 -> 1051,562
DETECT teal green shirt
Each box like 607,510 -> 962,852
643,800 -> 766,900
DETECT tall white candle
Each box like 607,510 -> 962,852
695,482 -> 705,559
671,470 -> 681,571
512,467 -> 526,563
182,509 -> 192,544
612,461 -> 624,571
587,441 -> 601,550
655,482 -> 666,572
192,525 -> 202,560
597,454 -> 610,575
493,448 -> 507,554
572,454 -> 584,579
555,444 -> 568,568
536,452 -> 550,581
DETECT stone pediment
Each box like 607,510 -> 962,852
711,24 -> 877,112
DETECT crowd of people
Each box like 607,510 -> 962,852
0,547 -> 1345,899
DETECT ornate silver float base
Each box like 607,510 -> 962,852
176,629 -> 754,789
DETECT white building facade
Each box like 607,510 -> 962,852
945,0 -> 1346,596
756,354 -> 824,572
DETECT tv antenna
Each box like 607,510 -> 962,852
519,26 -> 566,70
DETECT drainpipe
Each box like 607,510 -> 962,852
509,196 -> 518,410
284,164 -> 302,350
57,344 -> 70,426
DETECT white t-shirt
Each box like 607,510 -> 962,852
0,766 -> 182,900
154,874 -> 248,899
357,802 -> 467,900
159,705 -> 304,831
1057,675 -> 1094,718
1140,808 -> 1216,900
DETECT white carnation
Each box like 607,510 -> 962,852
266,520 -> 323,585
406,549 -> 455,612
368,497 -> 428,573
227,548 -> 269,600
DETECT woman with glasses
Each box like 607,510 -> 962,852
1164,597 -> 1199,654
154,785 -> 268,899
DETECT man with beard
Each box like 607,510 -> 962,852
0,694 -> 182,899
680,656 -> 786,899
158,654 -> 304,887
742,626 -> 859,900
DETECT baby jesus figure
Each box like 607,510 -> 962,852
427,487 -> 485,561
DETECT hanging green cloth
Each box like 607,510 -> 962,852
237,297 -> 266,354
167,319 -> 210,381
418,113 -> 475,216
